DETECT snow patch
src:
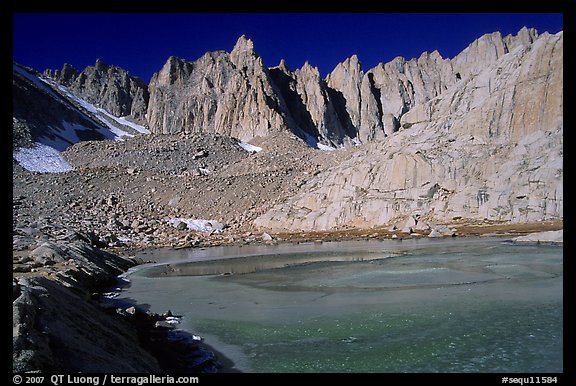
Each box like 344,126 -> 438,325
115,116 -> 151,134
238,141 -> 263,153
168,218 -> 225,233
316,142 -> 336,151
13,142 -> 74,173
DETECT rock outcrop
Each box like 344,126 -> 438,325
147,36 -> 292,141
512,230 -> 563,245
45,59 -> 149,124
12,233 -> 163,372
270,60 -> 354,147
254,29 -> 563,231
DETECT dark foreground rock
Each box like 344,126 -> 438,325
13,233 -> 220,373
13,276 -> 160,372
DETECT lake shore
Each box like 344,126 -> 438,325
13,220 -> 562,373
108,219 -> 564,257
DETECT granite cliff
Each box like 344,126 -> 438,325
255,28 -> 563,230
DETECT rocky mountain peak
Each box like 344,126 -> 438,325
44,63 -> 79,86
423,49 -> 443,61
94,58 -> 108,72
276,58 -> 291,74
503,26 -> 539,51
230,34 -> 260,67
155,55 -> 194,86
147,35 -> 291,140
44,59 -> 149,123
232,34 -> 254,52
298,61 -> 321,78
347,54 -> 361,68
328,54 -> 363,80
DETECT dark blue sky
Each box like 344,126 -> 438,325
13,13 -> 563,83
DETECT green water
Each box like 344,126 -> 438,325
119,238 -> 563,373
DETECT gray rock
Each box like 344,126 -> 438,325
428,229 -> 443,238
13,277 -> 159,372
429,225 -> 455,237
172,220 -> 188,230
147,36 -> 291,142
414,220 -> 431,231
401,216 -> 417,234
207,220 -> 225,233
154,320 -> 175,329
512,230 -> 563,245
30,243 -> 66,264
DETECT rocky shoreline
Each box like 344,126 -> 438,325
12,229 -> 222,373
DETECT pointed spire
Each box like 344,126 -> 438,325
278,58 -> 290,73
230,35 -> 260,67
231,35 -> 255,55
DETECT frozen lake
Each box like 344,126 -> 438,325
118,237 -> 563,373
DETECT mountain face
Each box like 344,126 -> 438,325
13,27 -> 563,232
254,28 -> 563,230
146,36 -> 292,142
45,59 -> 149,124
145,28 -> 555,151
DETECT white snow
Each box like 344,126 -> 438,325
316,142 -> 336,151
114,115 -> 151,134
13,142 -> 74,173
165,316 -> 181,325
168,218 -> 224,233
238,142 -> 263,153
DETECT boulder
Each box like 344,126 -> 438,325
30,243 -> 66,264
401,216 -> 418,234
512,230 -> 563,245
